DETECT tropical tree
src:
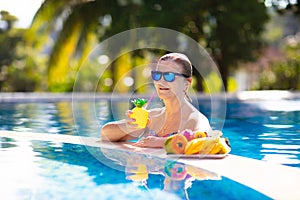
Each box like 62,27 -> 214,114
206,1 -> 269,91
28,0 -> 269,92
255,0 -> 300,90
0,10 -> 46,92
0,11 -> 19,79
0,11 -> 18,31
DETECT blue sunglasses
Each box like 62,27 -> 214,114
151,70 -> 190,82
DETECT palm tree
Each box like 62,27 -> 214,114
26,0 -> 114,91
0,11 -> 18,31
27,0 -> 269,92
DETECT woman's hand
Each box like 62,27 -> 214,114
132,136 -> 166,148
125,110 -> 139,129
125,110 -> 151,130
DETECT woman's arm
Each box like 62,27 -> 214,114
100,120 -> 146,142
100,108 -> 163,142
132,136 -> 166,148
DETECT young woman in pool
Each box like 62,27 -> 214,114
100,52 -> 211,147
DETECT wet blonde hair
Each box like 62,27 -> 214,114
159,53 -> 192,77
158,53 -> 193,102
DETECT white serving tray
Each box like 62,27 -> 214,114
166,153 -> 228,159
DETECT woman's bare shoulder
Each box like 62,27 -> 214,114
194,111 -> 211,131
184,108 -> 210,131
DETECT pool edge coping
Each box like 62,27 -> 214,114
0,91 -> 300,103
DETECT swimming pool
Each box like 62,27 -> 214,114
0,92 -> 300,199
0,136 -> 272,199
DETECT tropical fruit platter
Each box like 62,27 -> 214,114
164,129 -> 231,158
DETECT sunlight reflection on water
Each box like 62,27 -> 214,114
0,95 -> 300,168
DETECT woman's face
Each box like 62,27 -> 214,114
153,60 -> 190,101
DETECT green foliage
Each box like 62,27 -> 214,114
73,59 -> 110,92
22,0 -> 270,92
254,20 -> 300,91
131,98 -> 148,108
0,25 -> 47,92
0,11 -> 18,31
202,71 -> 238,93
202,71 -> 223,93
0,29 -> 22,66
97,70 -> 113,92
255,59 -> 300,90
262,8 -> 284,43
205,0 -> 269,90
1,42 -> 47,92
228,77 -> 238,92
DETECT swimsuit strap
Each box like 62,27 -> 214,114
162,132 -> 178,138
139,128 -> 158,139
140,128 -> 178,138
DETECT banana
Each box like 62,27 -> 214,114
218,138 -> 231,154
173,131 -> 231,155
184,137 -> 206,154
208,137 -> 221,154
185,137 -> 220,154
198,137 -> 219,154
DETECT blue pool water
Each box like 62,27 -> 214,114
0,137 -> 270,199
1,98 -> 299,167
0,95 -> 299,199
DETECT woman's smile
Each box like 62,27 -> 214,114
159,87 -> 169,91
156,84 -> 171,93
